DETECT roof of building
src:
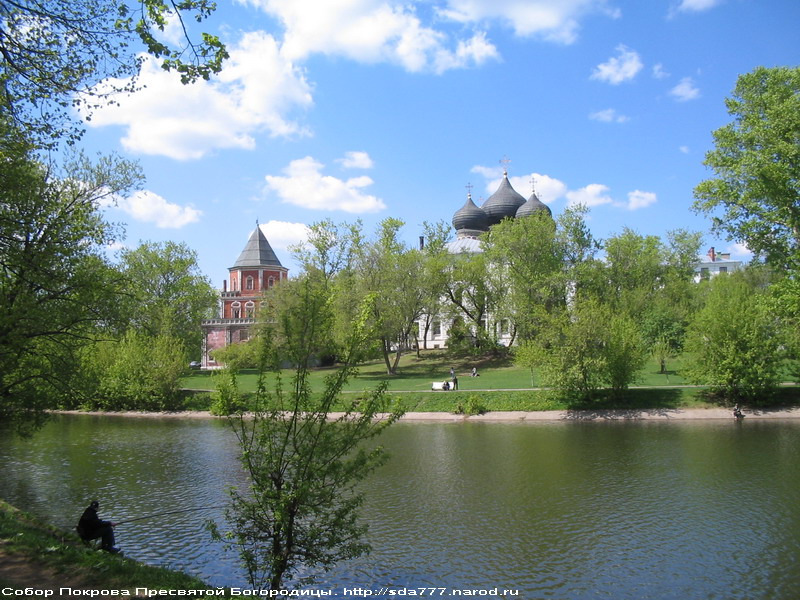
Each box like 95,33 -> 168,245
232,226 -> 284,269
481,172 -> 526,225
516,191 -> 552,218
452,193 -> 489,233
446,237 -> 483,254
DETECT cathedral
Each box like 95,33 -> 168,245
421,168 -> 553,349
201,168 -> 551,364
200,226 -> 288,368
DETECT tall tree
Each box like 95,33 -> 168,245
357,219 -> 426,374
0,0 -> 227,145
118,240 -> 217,355
684,271 -> 783,404
693,66 -> 800,271
211,282 -> 402,589
0,121 -> 140,430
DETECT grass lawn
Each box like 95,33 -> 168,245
182,350 -> 693,395
183,349 -> 785,414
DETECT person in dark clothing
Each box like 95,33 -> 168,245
77,500 -> 119,552
452,374 -> 459,390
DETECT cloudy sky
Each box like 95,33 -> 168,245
80,0 -> 799,282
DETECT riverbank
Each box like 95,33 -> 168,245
0,500 -> 215,598
56,405 -> 800,422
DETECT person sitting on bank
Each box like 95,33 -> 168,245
77,500 -> 119,553
471,367 -> 479,377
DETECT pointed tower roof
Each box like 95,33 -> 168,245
232,227 -> 283,269
481,171 -> 526,226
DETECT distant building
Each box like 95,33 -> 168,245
201,226 -> 288,368
418,169 -> 552,350
694,246 -> 742,282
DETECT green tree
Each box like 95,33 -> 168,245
357,219 -> 426,374
118,240 -> 217,355
483,206 -> 599,345
417,220 -> 452,353
692,66 -> 800,272
0,121 -> 140,430
684,272 -> 783,404
518,299 -> 646,402
84,330 -> 188,411
0,0 -> 227,145
211,283 -> 402,589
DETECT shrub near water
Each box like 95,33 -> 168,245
684,274 -> 782,404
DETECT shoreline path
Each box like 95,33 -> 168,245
56,406 -> 800,422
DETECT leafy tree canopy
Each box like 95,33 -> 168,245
0,0 -> 227,145
0,119 -> 141,430
693,66 -> 800,271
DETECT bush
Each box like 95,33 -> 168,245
454,395 -> 488,416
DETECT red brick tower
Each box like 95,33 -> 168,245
201,226 -> 288,368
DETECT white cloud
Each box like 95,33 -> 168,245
337,151 -> 375,169
440,0 -> 619,44
675,0 -> 723,13
652,63 -> 669,79
116,190 -> 202,228
566,183 -> 613,208
589,108 -> 629,123
81,31 -> 313,160
727,242 -> 753,260
246,0 -> 498,73
679,145 -> 690,154
670,76 -> 700,101
507,173 -> 567,205
259,221 -> 311,250
591,45 -> 643,84
472,165 -> 568,205
264,156 -> 387,213
624,190 -> 657,210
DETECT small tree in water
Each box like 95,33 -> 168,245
210,281 -> 403,589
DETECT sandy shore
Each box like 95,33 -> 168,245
56,406 -> 800,422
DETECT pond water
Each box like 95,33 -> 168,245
1,414 -> 799,599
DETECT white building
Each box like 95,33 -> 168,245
693,246 -> 743,282
417,169 -> 551,350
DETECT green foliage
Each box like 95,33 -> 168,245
454,395 -> 488,416
693,66 -> 800,272
212,277 -> 403,589
684,273 -> 783,404
0,0 -> 227,146
523,300 -> 647,402
209,369 -> 247,416
83,331 -> 188,411
118,241 -> 217,354
0,122 -> 141,430
604,313 -> 648,396
212,339 -> 261,371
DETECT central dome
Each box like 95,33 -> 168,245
481,173 -> 526,225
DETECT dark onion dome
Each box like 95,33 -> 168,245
481,172 -> 526,225
516,191 -> 552,218
452,193 -> 489,233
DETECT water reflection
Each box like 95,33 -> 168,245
1,416 -> 799,599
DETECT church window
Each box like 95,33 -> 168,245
246,276 -> 254,290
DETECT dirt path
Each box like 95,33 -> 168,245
0,547 -> 97,597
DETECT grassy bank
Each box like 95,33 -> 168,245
180,350 -> 800,414
0,499 -> 216,595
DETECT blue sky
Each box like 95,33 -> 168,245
78,0 -> 800,284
